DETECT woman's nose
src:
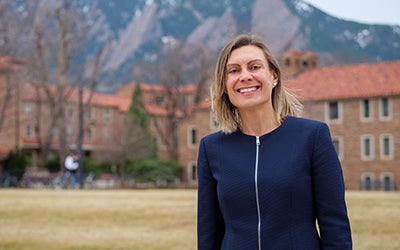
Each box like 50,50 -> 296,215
239,69 -> 252,82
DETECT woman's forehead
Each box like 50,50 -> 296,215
227,45 -> 266,64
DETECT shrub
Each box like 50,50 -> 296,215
127,157 -> 182,184
82,157 -> 112,177
44,156 -> 61,173
4,149 -> 30,183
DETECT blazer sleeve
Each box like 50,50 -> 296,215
197,138 -> 225,250
311,122 -> 352,249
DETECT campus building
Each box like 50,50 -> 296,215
1,53 -> 399,190
285,60 -> 400,190
0,56 -> 24,161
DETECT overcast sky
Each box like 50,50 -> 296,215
303,0 -> 400,26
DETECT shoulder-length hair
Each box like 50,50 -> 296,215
211,33 -> 303,133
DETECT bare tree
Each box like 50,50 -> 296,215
24,1 -> 109,167
0,1 -> 30,146
137,40 -> 215,160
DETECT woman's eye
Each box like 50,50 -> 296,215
250,65 -> 261,71
228,68 -> 239,74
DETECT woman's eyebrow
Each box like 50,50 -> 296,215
226,59 -> 264,67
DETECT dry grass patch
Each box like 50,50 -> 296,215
0,189 -> 196,250
346,191 -> 400,250
0,189 -> 399,250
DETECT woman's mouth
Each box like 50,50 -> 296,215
238,86 -> 259,94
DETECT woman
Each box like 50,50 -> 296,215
197,34 -> 352,249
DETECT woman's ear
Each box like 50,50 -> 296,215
272,72 -> 279,82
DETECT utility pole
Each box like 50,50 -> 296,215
78,84 -> 84,189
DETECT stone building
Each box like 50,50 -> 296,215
0,56 -> 24,165
285,60 -> 400,190
176,59 -> 400,190
1,54 -> 399,189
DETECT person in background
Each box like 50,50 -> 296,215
197,34 -> 352,249
63,151 -> 79,189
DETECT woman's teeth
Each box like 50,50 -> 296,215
239,87 -> 257,93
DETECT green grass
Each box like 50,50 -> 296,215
0,189 -> 399,250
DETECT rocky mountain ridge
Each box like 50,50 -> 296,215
7,0 -> 400,92
90,0 -> 399,92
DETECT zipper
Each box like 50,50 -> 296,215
254,136 -> 261,250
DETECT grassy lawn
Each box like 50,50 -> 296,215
0,189 -> 399,250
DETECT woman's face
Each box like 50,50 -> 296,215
225,45 -> 277,111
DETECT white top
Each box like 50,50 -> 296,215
64,155 -> 79,171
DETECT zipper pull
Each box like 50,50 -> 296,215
256,136 -> 260,146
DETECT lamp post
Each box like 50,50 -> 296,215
78,84 -> 84,189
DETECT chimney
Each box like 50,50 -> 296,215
281,49 -> 318,78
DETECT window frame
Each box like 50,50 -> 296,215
187,161 -> 197,182
24,124 -> 33,138
379,97 -> 392,121
380,134 -> 394,160
187,125 -> 197,148
361,172 -> 375,191
104,107 -> 112,122
361,134 -> 375,160
325,100 -> 342,123
380,172 -> 395,191
360,98 -> 373,122
24,102 -> 33,116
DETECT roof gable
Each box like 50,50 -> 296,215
284,60 -> 400,101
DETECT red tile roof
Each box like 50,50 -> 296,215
284,60 -> 400,101
118,82 -> 199,97
20,83 -> 175,116
21,83 -> 129,111
0,55 -> 24,72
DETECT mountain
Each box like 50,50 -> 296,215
88,0 -> 400,92
9,0 -> 400,92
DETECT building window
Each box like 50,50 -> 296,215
188,162 -> 197,182
332,136 -> 344,159
184,95 -> 195,106
25,124 -> 33,138
104,128 -> 110,142
86,107 -> 95,120
104,108 -> 112,122
360,99 -> 372,121
85,127 -> 94,141
285,58 -> 290,66
381,173 -> 395,191
154,95 -> 164,105
188,126 -> 197,147
67,126 -> 74,137
361,135 -> 374,160
326,101 -> 341,122
380,134 -> 393,160
361,173 -> 375,191
379,97 -> 391,120
24,103 -> 32,116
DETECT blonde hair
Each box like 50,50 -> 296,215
211,34 -> 303,133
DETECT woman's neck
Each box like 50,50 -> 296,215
239,107 -> 280,136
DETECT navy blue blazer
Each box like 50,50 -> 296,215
197,116 -> 352,249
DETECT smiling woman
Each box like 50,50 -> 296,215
211,34 -> 302,134
197,34 -> 353,250
225,45 -> 279,135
